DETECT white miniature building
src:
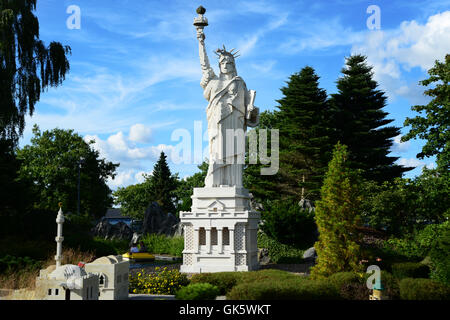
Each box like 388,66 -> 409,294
180,186 -> 260,273
85,255 -> 129,300
35,264 -> 99,300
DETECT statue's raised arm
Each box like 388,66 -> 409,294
194,6 -> 217,88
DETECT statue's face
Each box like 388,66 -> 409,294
219,55 -> 236,74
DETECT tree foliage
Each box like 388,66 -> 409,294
310,143 -> 364,278
114,151 -> 179,219
329,54 -> 412,182
0,0 -> 71,144
402,54 -> 449,171
361,167 -> 449,236
245,66 -> 333,203
17,125 -> 118,218
175,161 -> 208,214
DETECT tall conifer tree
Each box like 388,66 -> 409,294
310,142 -> 363,278
329,55 -> 412,182
150,151 -> 178,214
245,66 -> 333,202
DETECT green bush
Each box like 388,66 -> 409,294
429,222 -> 450,285
190,272 -> 239,295
257,231 -> 305,264
399,278 -> 450,300
384,221 -> 449,261
227,278 -> 340,300
0,255 -> 42,273
260,199 -> 317,249
340,283 -> 370,300
391,262 -> 430,279
191,270 -> 303,296
328,272 -> 364,291
175,283 -> 220,300
141,234 -> 184,257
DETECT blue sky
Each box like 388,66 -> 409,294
21,0 -> 450,189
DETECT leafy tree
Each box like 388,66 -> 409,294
175,161 -> 208,214
113,182 -> 151,220
361,167 -> 449,236
310,142 -> 364,278
0,0 -> 71,145
17,125 -> 118,219
329,54 -> 412,182
402,54 -> 449,171
114,151 -> 179,219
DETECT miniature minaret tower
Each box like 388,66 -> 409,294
55,203 -> 65,268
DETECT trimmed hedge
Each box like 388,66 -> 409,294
175,283 -> 220,300
226,278 -> 340,300
399,278 -> 450,300
391,262 -> 430,279
190,269 -> 299,295
190,272 -> 239,295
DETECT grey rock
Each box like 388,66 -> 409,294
303,247 -> 317,263
258,248 -> 271,265
142,202 -> 180,236
92,220 -> 133,241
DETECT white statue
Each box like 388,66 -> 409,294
194,7 -> 259,188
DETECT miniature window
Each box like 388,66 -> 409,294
199,227 -> 206,245
48,289 -> 52,295
211,227 -> 218,245
223,227 -> 230,245
99,275 -> 105,285
55,289 -> 59,296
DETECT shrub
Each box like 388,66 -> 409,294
340,283 -> 371,300
328,272 -> 363,291
257,231 -> 304,264
383,221 -> 449,261
429,222 -> 450,285
175,283 -> 220,300
399,278 -> 450,300
261,199 -> 317,249
129,267 -> 189,295
227,278 -> 340,300
391,262 -> 430,279
190,272 -> 239,295
141,234 -> 184,257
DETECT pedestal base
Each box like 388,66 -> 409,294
179,186 -> 260,273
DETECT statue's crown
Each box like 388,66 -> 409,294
215,45 -> 240,59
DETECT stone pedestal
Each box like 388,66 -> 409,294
180,186 -> 260,273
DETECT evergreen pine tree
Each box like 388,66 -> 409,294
310,142 -> 363,279
150,151 -> 178,214
329,55 -> 412,182
244,66 -> 333,202
277,66 -> 333,201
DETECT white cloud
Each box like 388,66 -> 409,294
129,124 -> 152,143
396,158 -> 436,170
390,135 -> 411,154
351,11 -> 450,102
397,157 -> 424,168
108,170 -> 135,189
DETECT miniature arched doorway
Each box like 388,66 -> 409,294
65,289 -> 71,301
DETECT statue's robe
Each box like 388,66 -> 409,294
203,75 -> 250,187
